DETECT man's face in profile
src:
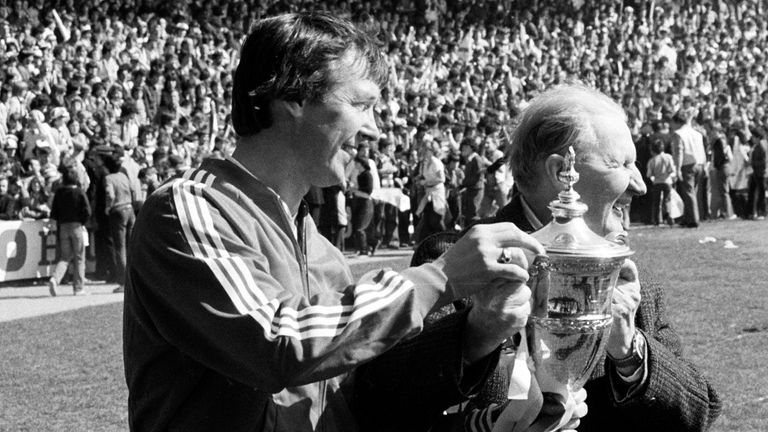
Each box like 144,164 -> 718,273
570,116 -> 646,237
295,52 -> 381,188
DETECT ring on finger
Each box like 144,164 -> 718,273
498,248 -> 513,264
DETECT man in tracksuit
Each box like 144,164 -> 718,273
123,13 -> 546,432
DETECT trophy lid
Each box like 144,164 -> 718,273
531,146 -> 633,258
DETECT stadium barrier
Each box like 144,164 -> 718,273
0,220 -> 94,282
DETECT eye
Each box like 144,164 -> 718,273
354,102 -> 373,112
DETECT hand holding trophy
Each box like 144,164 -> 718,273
494,147 -> 633,431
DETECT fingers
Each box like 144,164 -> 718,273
484,279 -> 532,306
442,223 -> 546,298
487,261 -> 531,283
572,399 -> 588,419
473,280 -> 532,333
619,258 -> 639,282
572,387 -> 587,404
468,222 -> 546,255
613,272 -> 641,310
560,389 -> 588,430
498,247 -> 529,269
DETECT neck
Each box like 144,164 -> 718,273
521,183 -> 557,225
231,130 -> 308,214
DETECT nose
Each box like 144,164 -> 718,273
629,163 -> 647,196
358,108 -> 380,142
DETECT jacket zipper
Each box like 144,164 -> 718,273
297,209 -> 326,430
287,200 -> 325,428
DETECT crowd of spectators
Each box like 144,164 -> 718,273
1,0 -> 767,271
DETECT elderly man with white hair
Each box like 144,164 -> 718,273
404,84 -> 721,432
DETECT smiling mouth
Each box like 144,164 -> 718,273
612,199 -> 632,219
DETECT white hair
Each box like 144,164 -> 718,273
507,83 -> 627,191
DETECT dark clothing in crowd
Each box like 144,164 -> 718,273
319,185 -> 346,250
105,171 -> 135,286
461,155 -> 485,224
352,168 -> 374,255
748,141 -> 767,218
0,194 -> 21,220
304,186 -> 324,226
50,184 -> 92,294
50,185 -> 90,224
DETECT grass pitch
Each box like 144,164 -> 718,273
1,220 -> 767,431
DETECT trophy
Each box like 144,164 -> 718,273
527,146 -> 633,392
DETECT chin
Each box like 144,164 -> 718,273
315,171 -> 345,188
603,216 -> 626,237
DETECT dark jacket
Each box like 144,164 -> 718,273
750,140 -> 767,176
51,184 -> 91,224
412,193 -> 722,431
461,154 -> 485,190
0,194 -> 21,220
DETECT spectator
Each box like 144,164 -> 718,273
728,127 -> 752,219
646,138 -> 677,225
49,106 -> 72,158
0,175 -> 22,219
135,165 -> 158,210
48,164 -> 91,296
414,140 -> 448,243
19,175 -> 49,219
85,145 -> 115,284
20,157 -> 43,197
102,148 -> 134,293
373,138 -> 400,247
670,110 -> 707,227
459,137 -> 484,224
709,123 -> 735,220
747,127 -> 767,219
0,0 -> 764,268
479,136 -> 512,218
350,151 -> 375,256
22,109 -> 56,164
444,150 -> 464,230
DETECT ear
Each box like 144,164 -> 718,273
272,99 -> 304,122
543,153 -> 566,190
284,99 -> 304,117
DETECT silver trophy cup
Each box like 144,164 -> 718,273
527,146 -> 633,392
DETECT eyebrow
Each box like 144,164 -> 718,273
355,93 -> 379,103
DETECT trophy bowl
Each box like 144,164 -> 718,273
526,146 -> 633,392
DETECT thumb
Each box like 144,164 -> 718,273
619,258 -> 638,282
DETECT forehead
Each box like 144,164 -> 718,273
586,114 -> 635,160
325,71 -> 380,101
323,51 -> 381,99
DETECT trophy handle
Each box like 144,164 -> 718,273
529,254 -> 551,319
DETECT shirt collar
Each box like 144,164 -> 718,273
226,156 -> 299,222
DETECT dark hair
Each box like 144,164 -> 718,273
651,139 -> 664,154
102,153 -> 123,174
61,164 -> 80,185
459,137 -> 477,153
411,232 -> 460,266
231,13 -> 388,137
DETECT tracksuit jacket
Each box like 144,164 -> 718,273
123,157 -> 469,431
